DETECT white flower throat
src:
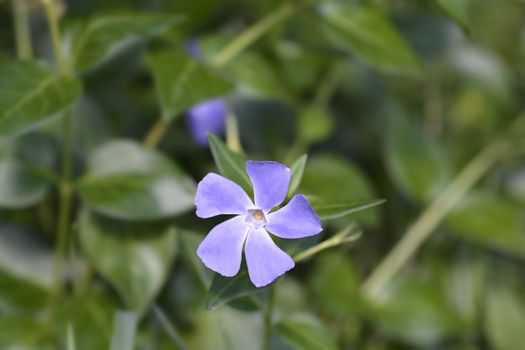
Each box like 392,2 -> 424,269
245,208 -> 267,229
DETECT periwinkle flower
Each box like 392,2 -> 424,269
195,161 -> 323,287
186,98 -> 226,145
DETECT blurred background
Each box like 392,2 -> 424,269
0,0 -> 525,349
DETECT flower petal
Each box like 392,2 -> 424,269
245,228 -> 295,287
246,161 -> 290,212
186,98 -> 226,145
195,173 -> 253,218
196,216 -> 248,277
266,194 -> 322,239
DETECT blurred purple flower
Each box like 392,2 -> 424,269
195,161 -> 323,287
186,98 -> 226,145
185,38 -> 227,145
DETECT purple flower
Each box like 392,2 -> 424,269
186,98 -> 226,145
195,161 -> 323,287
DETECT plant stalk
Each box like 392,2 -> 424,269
143,117 -> 170,149
12,0 -> 33,60
262,288 -> 276,350
361,140 -> 510,300
43,0 -> 73,296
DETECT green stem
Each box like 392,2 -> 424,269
293,224 -> 361,263
153,305 -> 189,350
361,140 -> 510,300
312,62 -> 346,108
226,111 -> 242,153
262,288 -> 276,350
209,2 -> 299,68
42,0 -> 73,297
143,117 -> 170,149
12,0 -> 32,60
42,0 -> 67,74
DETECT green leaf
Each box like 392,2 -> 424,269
320,3 -> 422,74
226,53 -> 290,100
309,198 -> 386,221
385,113 -> 451,202
0,60 -> 82,136
78,210 -> 178,315
109,311 -> 137,350
72,14 -> 181,72
485,285 -> 525,350
0,224 -> 54,288
206,269 -> 268,310
299,154 -> 378,225
276,314 -> 338,350
297,105 -> 334,144
436,0 -> 471,30
78,140 -> 195,221
208,134 -> 251,193
0,160 -> 49,208
368,277 -> 466,346
446,192 -> 525,258
146,50 -> 233,119
287,154 -> 308,198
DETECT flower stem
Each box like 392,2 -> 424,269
361,140 -> 511,300
262,288 -> 276,350
12,0 -> 33,60
42,0 -> 73,297
293,224 -> 361,263
209,2 -> 299,68
226,111 -> 242,153
143,117 -> 170,149
41,0 -> 67,74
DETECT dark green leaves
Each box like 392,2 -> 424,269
208,134 -> 251,192
446,192 -> 525,258
275,314 -> 339,350
0,161 -> 49,208
206,270 -> 267,310
320,3 -> 422,74
78,140 -> 195,221
78,211 -> 178,315
147,50 -> 233,119
385,113 -> 451,202
0,60 -> 81,136
72,14 -> 181,72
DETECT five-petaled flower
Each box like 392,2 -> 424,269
195,161 -> 323,287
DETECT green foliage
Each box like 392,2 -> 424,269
72,14 -> 181,72
1,0 -> 524,348
78,211 -> 178,315
147,50 -> 233,119
78,140 -> 195,221
0,60 -> 81,136
319,3 -> 423,74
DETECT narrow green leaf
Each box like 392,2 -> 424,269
206,269 -> 268,310
385,113 -> 451,202
67,323 -> 77,350
276,314 -> 338,350
109,311 -> 137,350
446,192 -> 525,258
436,0 -> 471,29
72,14 -> 181,72
78,140 -> 195,221
208,134 -> 251,193
287,154 -> 308,198
309,198 -> 386,221
485,285 -> 525,350
0,160 -> 49,208
78,210 -> 178,316
0,60 -> 81,136
320,3 -> 422,74
147,50 -> 233,119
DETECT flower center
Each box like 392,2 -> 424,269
245,208 -> 267,229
